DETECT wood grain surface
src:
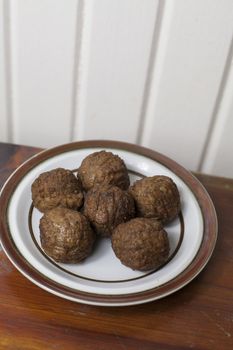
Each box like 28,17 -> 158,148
0,142 -> 233,350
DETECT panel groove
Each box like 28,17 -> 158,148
3,0 -> 13,142
72,0 -> 92,141
136,0 -> 165,144
198,35 -> 233,172
70,0 -> 84,142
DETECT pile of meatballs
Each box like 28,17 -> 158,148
31,150 -> 181,271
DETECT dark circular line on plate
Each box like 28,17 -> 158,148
128,169 -> 146,179
28,204 -> 184,284
71,168 -> 145,179
72,168 -> 79,173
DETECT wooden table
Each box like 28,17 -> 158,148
0,142 -> 232,350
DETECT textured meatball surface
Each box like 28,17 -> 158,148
129,175 -> 180,223
40,207 -> 95,263
31,168 -> 83,213
112,218 -> 170,271
78,151 -> 130,191
84,185 -> 135,237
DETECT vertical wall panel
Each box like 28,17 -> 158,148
73,0 -> 159,143
141,0 -> 233,171
10,0 -> 78,148
0,0 -> 9,141
200,54 -> 233,178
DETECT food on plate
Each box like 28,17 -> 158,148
78,150 -> 130,191
83,184 -> 135,237
111,218 -> 170,271
39,207 -> 95,263
31,150 -> 181,270
129,175 -> 180,223
31,168 -> 83,213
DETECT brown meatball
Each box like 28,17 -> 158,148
84,185 -> 135,237
112,218 -> 170,271
129,175 -> 180,223
39,207 -> 95,263
31,168 -> 83,213
78,151 -> 130,191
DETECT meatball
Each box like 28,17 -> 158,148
112,218 -> 170,271
129,175 -> 180,223
39,207 -> 95,263
78,150 -> 130,191
31,168 -> 83,213
84,185 -> 135,237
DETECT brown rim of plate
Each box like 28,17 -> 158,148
0,140 -> 218,306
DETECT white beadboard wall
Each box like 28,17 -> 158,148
141,0 -> 233,171
1,0 -> 233,177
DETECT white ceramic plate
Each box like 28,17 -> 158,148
0,141 -> 217,306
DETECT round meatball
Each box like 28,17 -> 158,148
129,175 -> 180,223
84,185 -> 135,237
78,151 -> 130,191
112,218 -> 170,271
31,168 -> 83,213
39,207 -> 95,263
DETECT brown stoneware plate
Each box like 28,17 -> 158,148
0,140 -> 218,306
